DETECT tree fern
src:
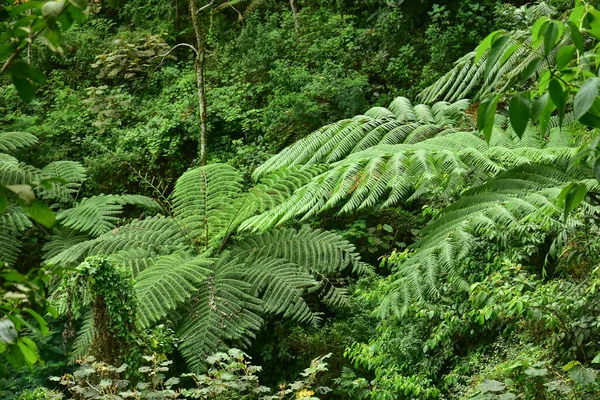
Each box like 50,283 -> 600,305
417,3 -> 563,103
252,98 -> 471,178
135,253 -> 213,327
231,227 -> 371,275
176,257 -> 263,372
243,127 -> 578,231
0,131 -> 37,153
380,165 -> 598,317
171,163 -> 243,250
49,163 -> 369,371
55,194 -> 161,237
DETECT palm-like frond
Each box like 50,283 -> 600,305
177,257 -> 263,372
231,227 -> 370,275
252,98 -> 471,178
0,131 -> 37,153
243,127 -> 577,231
44,216 -> 188,266
380,165 -> 598,317
55,195 -> 161,237
417,3 -> 563,104
38,161 -> 86,203
171,164 -> 243,250
135,253 -> 213,327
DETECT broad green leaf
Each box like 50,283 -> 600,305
592,353 -> 600,364
24,200 -> 55,228
477,94 -> 501,143
532,17 -> 550,46
579,111 -> 600,128
548,78 -> 567,126
485,35 -> 510,77
543,21 -> 560,55
567,20 -> 584,52
574,77 -> 600,120
569,5 -> 586,25
569,365 -> 597,385
478,379 -> 505,393
557,182 -> 587,222
509,92 -> 530,138
23,308 -> 49,336
41,1 -> 63,26
520,56 -> 542,82
557,45 -> 576,70
475,31 -> 502,62
16,337 -> 39,365
595,158 -> 600,182
524,367 -> 548,377
11,75 -> 36,103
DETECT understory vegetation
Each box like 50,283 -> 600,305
3,0 -> 600,399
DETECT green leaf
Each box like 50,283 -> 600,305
569,365 -> 597,385
485,35 -> 510,78
567,20 -> 584,52
592,353 -> 600,364
548,78 -> 567,126
41,1 -> 64,26
11,75 -> 36,103
24,200 -> 55,228
543,20 -> 560,55
478,379 -> 505,393
557,182 -> 587,222
16,337 -> 39,365
23,309 -> 49,336
520,56 -> 543,82
524,367 -> 548,377
509,92 -> 530,138
0,196 -> 7,214
475,31 -> 502,62
578,111 -> 600,129
574,77 -> 600,120
556,45 -> 576,70
595,158 -> 600,182
477,94 -> 501,143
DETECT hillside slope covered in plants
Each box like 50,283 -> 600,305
3,0 -> 600,399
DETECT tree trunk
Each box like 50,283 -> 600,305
290,0 -> 299,35
189,0 -> 208,165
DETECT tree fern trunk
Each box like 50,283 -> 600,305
189,0 -> 208,165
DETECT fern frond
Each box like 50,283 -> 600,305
0,153 -> 40,185
44,216 -> 188,266
231,227 -> 370,275
70,312 -> 95,364
56,195 -> 161,237
135,253 -> 213,327
172,164 -> 243,250
381,165 -> 583,317
0,131 -> 37,153
38,161 -> 86,203
252,98 -> 470,178
244,257 -> 318,325
177,256 -> 263,372
243,130 -> 577,231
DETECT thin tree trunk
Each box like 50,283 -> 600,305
189,0 -> 208,165
290,0 -> 299,35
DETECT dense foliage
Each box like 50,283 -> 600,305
3,0 -> 600,399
